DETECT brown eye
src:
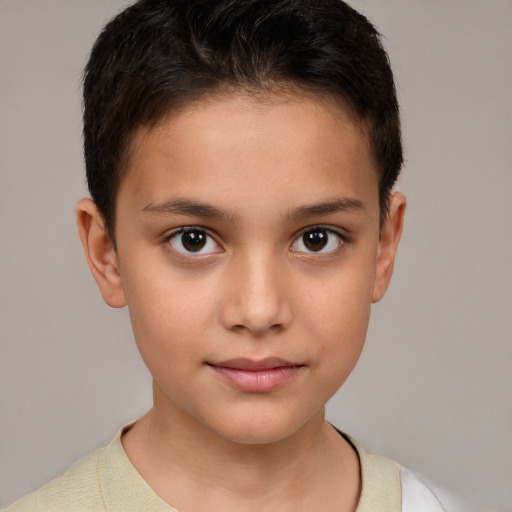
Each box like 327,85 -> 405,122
168,228 -> 221,255
181,230 -> 206,252
303,229 -> 328,251
291,227 -> 344,254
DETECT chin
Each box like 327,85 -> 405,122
206,407 -> 315,446
218,426 -> 297,446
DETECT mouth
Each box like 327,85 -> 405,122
207,358 -> 304,393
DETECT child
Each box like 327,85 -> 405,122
7,0 -> 445,510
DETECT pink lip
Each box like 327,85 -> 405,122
208,358 -> 303,393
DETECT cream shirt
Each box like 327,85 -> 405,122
6,427 -> 444,512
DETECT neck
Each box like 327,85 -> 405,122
121,382 -> 360,512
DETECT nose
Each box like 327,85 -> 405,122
220,252 -> 293,336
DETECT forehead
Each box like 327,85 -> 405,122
118,92 -> 379,222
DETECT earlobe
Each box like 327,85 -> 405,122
76,198 -> 126,308
372,192 -> 406,303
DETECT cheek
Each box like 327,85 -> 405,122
297,258 -> 375,366
120,264 -> 219,363
312,291 -> 371,361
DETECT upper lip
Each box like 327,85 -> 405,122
208,357 -> 302,371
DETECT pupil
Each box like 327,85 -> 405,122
303,230 -> 328,251
182,231 -> 206,252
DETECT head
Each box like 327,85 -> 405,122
83,0 -> 402,245
77,0 -> 406,444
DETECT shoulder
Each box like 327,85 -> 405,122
6,448 -> 106,512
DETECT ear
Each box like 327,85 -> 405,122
372,192 -> 406,303
76,198 -> 126,308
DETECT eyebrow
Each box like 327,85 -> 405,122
142,198 -> 236,222
142,196 -> 365,222
289,198 -> 365,219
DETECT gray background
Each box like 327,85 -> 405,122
1,1 -> 511,510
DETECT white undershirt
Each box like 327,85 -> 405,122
400,467 -> 446,512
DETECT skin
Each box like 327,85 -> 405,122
77,92 -> 405,512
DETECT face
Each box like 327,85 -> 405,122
80,92 -> 404,445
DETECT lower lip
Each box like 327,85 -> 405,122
209,365 -> 301,393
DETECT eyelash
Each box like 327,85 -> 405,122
165,226 -> 222,257
164,225 -> 348,258
291,225 -> 347,255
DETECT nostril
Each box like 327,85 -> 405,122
225,315 -> 289,337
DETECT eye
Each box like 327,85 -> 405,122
167,227 -> 221,256
291,226 -> 345,254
